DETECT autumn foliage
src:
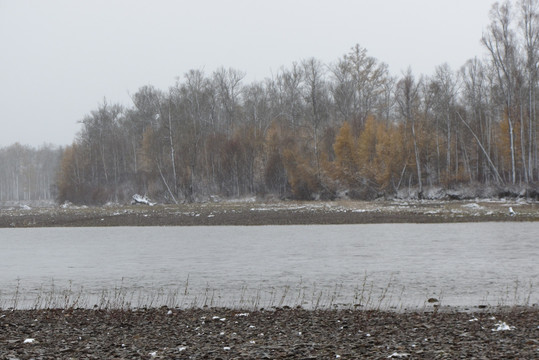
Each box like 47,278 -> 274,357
55,4 -> 539,205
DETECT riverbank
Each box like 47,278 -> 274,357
1,199 -> 538,227
2,201 -> 538,358
1,306 -> 537,359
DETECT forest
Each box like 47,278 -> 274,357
2,0 -> 539,205
0,144 -> 61,203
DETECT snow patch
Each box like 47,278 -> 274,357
387,352 -> 410,358
131,194 -> 155,206
492,321 -> 515,331
226,197 -> 256,203
462,203 -> 483,209
61,201 -> 73,209
250,207 -> 272,211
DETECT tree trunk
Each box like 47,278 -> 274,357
411,120 -> 422,196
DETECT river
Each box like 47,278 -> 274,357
0,223 -> 537,309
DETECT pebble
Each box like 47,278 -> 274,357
1,307 -> 537,358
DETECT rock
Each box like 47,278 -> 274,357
0,304 -> 538,358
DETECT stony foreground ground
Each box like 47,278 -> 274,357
0,307 -> 538,359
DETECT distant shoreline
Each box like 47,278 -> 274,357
1,199 -> 538,227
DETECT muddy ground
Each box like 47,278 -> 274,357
1,307 -> 538,359
1,199 -> 538,227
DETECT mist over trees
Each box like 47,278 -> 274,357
0,144 -> 62,202
24,1 -> 539,204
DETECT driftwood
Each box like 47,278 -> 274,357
131,194 -> 155,206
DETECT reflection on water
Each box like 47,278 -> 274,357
0,223 -> 537,309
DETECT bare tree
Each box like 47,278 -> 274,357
213,67 -> 245,135
520,0 -> 539,181
430,64 -> 459,182
482,1 -> 519,184
302,57 -> 330,181
396,69 -> 423,195
0,144 -> 63,203
274,63 -> 304,128
460,58 -> 502,183
333,44 -> 389,133
175,69 -> 213,201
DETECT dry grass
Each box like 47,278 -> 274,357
1,276 -> 535,314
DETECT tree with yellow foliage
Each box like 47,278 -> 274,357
357,115 -> 378,181
374,122 -> 405,191
282,147 -> 319,200
333,121 -> 359,188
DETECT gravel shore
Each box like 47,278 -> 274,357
1,307 -> 538,359
1,199 -> 538,227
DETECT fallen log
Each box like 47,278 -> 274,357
131,194 -> 155,206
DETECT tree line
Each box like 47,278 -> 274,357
0,143 -> 62,202
12,0 -> 539,204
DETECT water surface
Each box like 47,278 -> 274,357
0,223 -> 537,309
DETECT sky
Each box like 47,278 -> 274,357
0,0 -> 499,148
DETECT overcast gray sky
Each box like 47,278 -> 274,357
0,0 -> 498,148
